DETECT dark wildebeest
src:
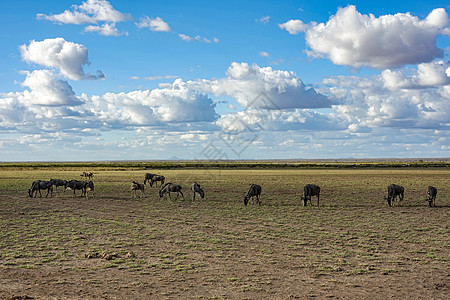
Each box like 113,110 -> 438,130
50,179 -> 67,191
159,183 -> 184,200
83,181 -> 95,199
80,171 -> 94,181
28,180 -> 53,198
131,181 -> 145,198
150,175 -> 165,187
65,180 -> 88,197
191,182 -> 205,201
301,184 -> 320,206
244,184 -> 262,206
143,173 -> 155,186
384,184 -> 404,207
426,186 -> 437,207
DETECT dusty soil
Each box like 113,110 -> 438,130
0,168 -> 449,299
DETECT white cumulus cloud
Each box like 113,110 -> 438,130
136,16 -> 171,32
279,19 -> 308,34
85,78 -> 218,127
37,0 -> 130,24
191,62 -> 331,110
320,72 -> 450,131
20,38 -> 103,80
303,6 -> 449,69
84,23 -> 127,36
381,61 -> 450,90
20,70 -> 82,106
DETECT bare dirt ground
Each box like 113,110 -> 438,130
0,168 -> 449,299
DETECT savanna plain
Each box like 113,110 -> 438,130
0,163 -> 449,299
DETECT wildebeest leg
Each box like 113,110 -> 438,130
317,194 -> 320,207
180,191 -> 184,200
256,194 -> 261,205
192,192 -> 195,202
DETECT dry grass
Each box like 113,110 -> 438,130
0,167 -> 449,299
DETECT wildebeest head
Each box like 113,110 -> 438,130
86,181 -> 94,191
300,196 -> 308,206
244,195 -> 249,205
28,188 -> 33,197
384,196 -> 391,207
199,189 -> 205,199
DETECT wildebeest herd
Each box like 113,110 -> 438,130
28,171 -> 439,207
28,171 -> 95,199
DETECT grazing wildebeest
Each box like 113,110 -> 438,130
384,184 -> 404,207
80,171 -> 94,181
83,181 -> 95,199
301,184 -> 321,206
131,181 -> 145,198
426,186 -> 437,207
65,180 -> 88,197
191,182 -> 205,201
150,175 -> 165,187
50,179 -> 67,191
143,173 -> 155,186
244,184 -> 262,206
159,183 -> 184,200
28,180 -> 53,198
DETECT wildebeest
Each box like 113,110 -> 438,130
131,181 -> 145,198
143,173 -> 155,186
426,185 -> 437,207
384,184 -> 404,207
83,181 -> 95,199
65,180 -> 88,197
301,184 -> 321,206
150,175 -> 165,187
191,182 -> 205,201
28,180 -> 53,198
50,179 -> 67,191
159,183 -> 184,200
244,184 -> 262,206
80,171 -> 94,181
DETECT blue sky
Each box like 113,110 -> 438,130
0,0 -> 449,161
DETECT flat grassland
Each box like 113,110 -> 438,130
0,165 -> 449,299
